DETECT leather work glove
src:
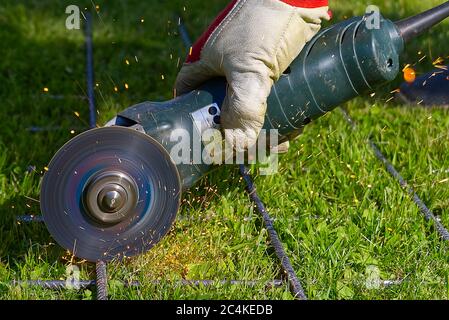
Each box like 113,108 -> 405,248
175,0 -> 331,152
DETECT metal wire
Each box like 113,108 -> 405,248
239,165 -> 307,300
84,12 -> 97,129
340,107 -> 449,241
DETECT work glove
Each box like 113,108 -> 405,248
175,0 -> 331,152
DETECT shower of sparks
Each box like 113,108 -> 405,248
432,56 -> 447,71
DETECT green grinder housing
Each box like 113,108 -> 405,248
116,2 -> 449,189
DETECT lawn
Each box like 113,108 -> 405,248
0,0 -> 448,300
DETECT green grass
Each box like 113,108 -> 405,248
0,0 -> 448,300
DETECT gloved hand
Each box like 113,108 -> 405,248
175,0 -> 331,152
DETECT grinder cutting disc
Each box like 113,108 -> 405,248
40,126 -> 181,262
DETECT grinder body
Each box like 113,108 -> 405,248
114,15 -> 404,188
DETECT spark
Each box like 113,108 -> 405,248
124,83 -> 129,90
125,59 -> 130,65
70,130 -> 75,134
432,57 -> 445,65
403,67 -> 416,83
114,86 -> 119,92
43,87 -> 49,93
44,166 -> 49,171
74,111 -> 80,117
434,65 -> 448,71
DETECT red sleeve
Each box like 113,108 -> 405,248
281,0 -> 328,8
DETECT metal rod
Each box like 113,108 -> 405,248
239,165 -> 307,300
176,14 -> 193,49
26,126 -> 87,133
95,261 -> 108,300
13,279 -> 285,290
26,11 -> 98,133
84,12 -> 97,129
16,215 -> 44,223
175,15 -> 306,300
340,107 -> 449,241
13,280 -> 97,290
